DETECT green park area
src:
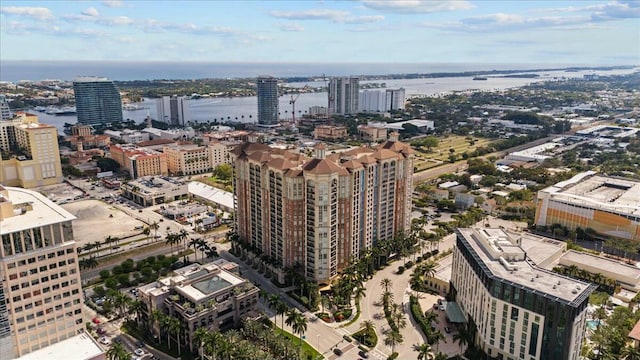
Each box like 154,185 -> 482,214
411,135 -> 495,172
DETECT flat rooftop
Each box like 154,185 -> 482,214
128,176 -> 186,195
541,171 -> 640,216
1,187 -> 76,235
434,253 -> 453,282
458,228 -> 593,305
16,333 -> 104,360
144,263 -> 244,302
560,250 -> 640,286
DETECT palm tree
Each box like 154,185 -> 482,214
189,238 -> 202,262
380,278 -> 392,293
276,300 -> 288,330
433,352 -> 448,360
622,345 -> 640,360
165,317 -> 183,355
150,221 -> 159,240
384,330 -> 403,353
321,294 -> 331,314
267,294 -> 280,312
354,285 -> 367,305
360,320 -> 375,335
128,299 -> 143,325
106,342 -> 131,360
165,232 -> 179,255
79,256 -> 99,270
393,311 -> 407,330
178,228 -> 189,261
285,309 -> 308,355
151,310 -> 165,342
452,323 -> 472,353
413,343 -> 434,360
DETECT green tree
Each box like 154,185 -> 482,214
413,343 -> 434,360
96,157 -> 121,172
384,330 -> 403,353
106,342 -> 131,360
213,164 -> 233,181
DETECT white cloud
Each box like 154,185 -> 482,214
82,7 -> 99,17
277,23 -> 305,32
271,9 -> 349,21
102,0 -> 124,8
424,1 -> 639,33
0,6 -> 54,20
343,15 -> 385,24
361,0 -> 474,14
270,8 -> 384,24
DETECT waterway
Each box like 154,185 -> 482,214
33,67 -> 638,133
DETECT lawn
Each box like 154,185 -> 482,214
275,328 -> 323,360
413,135 -> 495,163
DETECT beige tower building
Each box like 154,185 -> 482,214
0,185 -> 84,359
231,132 -> 413,284
0,113 -> 63,188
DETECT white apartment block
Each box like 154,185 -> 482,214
451,228 -> 596,360
157,96 -> 191,126
359,88 -> 406,113
0,186 -> 84,359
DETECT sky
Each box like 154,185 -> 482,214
0,0 -> 639,65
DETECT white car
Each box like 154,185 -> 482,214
134,348 -> 145,356
98,337 -> 110,345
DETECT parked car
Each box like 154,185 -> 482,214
134,348 -> 145,356
359,350 -> 369,358
333,348 -> 343,356
98,337 -> 110,345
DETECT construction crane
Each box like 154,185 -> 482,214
289,93 -> 301,126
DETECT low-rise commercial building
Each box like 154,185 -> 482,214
451,227 -> 596,360
15,333 -> 104,360
535,171 -> 640,240
120,176 -> 188,206
313,125 -> 347,140
137,262 -> 259,353
357,125 -> 388,142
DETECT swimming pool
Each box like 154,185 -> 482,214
586,320 -> 601,330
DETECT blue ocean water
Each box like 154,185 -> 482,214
0,61 -> 586,82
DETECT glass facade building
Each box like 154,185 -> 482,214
256,76 -> 278,125
73,77 -> 123,125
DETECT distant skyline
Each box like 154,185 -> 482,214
0,1 -> 638,65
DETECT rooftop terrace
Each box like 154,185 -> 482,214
458,228 -> 593,305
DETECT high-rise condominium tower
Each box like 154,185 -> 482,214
256,76 -> 278,125
73,77 -> 123,125
0,186 -> 84,359
157,96 -> 191,126
231,132 -> 413,284
328,77 -> 359,115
